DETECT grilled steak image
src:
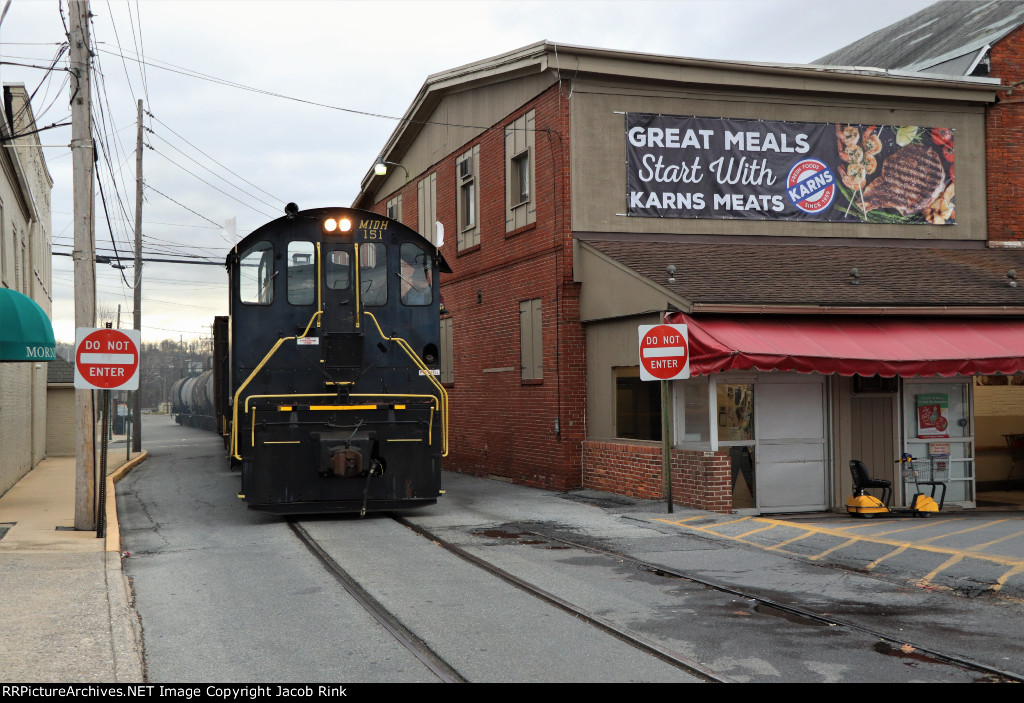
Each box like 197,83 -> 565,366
861,144 -> 947,216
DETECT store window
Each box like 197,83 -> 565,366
718,381 -> 755,510
674,375 -> 710,445
614,366 -> 660,440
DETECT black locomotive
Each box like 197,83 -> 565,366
224,205 -> 449,514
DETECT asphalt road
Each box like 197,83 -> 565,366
117,415 -> 1024,683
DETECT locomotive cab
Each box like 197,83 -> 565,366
225,206 -> 448,515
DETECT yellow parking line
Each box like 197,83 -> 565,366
917,554 -> 965,588
658,516 -> 1024,578
807,538 -> 860,561
656,515 -> 720,526
764,530 -> 815,552
856,519 -> 956,537
734,524 -> 778,539
992,564 -> 1024,593
966,527 -> 1024,552
915,519 -> 1010,544
865,544 -> 909,571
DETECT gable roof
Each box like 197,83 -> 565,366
815,1 -> 1024,76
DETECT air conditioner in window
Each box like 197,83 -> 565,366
459,159 -> 472,180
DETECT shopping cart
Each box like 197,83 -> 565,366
902,454 -> 948,510
1003,434 -> 1024,479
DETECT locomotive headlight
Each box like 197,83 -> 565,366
323,217 -> 352,234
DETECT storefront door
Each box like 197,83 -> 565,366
755,375 -> 828,512
901,379 -> 975,508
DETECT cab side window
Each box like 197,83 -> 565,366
239,241 -> 274,304
399,243 -> 433,306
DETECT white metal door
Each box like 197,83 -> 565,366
755,375 -> 828,512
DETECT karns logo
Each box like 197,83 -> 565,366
785,158 -> 835,215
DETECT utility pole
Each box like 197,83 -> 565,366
70,0 -> 96,531
132,99 -> 143,452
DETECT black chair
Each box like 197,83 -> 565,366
850,459 -> 892,507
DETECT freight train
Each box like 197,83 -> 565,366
220,204 -> 449,515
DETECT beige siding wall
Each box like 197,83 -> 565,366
585,313 -> 662,440
569,79 -> 986,241
0,85 -> 54,496
0,364 -> 33,494
46,386 -> 76,456
374,73 -> 556,200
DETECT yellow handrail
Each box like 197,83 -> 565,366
362,310 -> 449,456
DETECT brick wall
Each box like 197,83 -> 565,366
582,440 -> 733,513
988,24 -> 1024,241
370,83 -> 585,490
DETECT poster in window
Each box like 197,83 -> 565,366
917,393 -> 950,438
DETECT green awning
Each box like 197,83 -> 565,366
0,288 -> 56,362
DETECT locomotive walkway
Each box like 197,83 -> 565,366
2,415 -> 1024,682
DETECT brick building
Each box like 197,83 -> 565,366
354,41 -> 1024,514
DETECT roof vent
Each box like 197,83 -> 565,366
1009,270 -> 1018,288
666,264 -> 676,285
849,268 -> 860,285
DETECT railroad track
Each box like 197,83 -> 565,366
289,515 -> 1020,684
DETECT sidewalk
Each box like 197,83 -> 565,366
0,448 -> 148,683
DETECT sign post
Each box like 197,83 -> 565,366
638,323 -> 690,514
74,327 -> 140,537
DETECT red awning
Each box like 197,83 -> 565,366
664,312 -> 1024,378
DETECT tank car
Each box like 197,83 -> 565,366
225,205 -> 450,514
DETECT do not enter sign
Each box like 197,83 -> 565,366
638,324 -> 689,381
74,327 -> 141,390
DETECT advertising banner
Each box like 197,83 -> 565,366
625,113 -> 955,225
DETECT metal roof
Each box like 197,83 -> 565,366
815,1 -> 1024,76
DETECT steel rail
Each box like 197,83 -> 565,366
533,526 -> 1024,684
287,519 -> 465,683
390,514 -> 731,683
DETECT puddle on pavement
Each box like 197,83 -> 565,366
472,528 -> 572,549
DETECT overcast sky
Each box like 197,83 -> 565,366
2,0 -> 938,344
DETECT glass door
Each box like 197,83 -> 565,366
901,379 -> 975,507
